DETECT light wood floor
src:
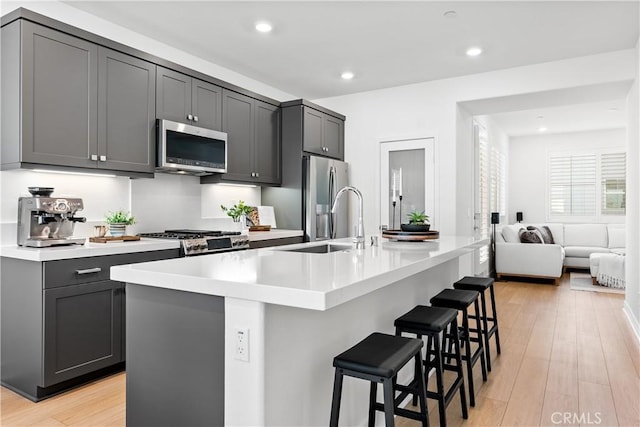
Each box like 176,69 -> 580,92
2,274 -> 639,427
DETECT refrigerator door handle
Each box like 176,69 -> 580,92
329,166 -> 336,239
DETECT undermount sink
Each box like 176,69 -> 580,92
279,243 -> 353,254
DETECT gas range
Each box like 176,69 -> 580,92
138,229 -> 250,256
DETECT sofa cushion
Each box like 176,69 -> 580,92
563,246 -> 610,258
520,228 -> 544,244
607,224 -> 625,249
527,226 -> 554,244
502,225 -> 524,243
563,224 -> 608,248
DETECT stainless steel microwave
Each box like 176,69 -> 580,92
156,119 -> 227,176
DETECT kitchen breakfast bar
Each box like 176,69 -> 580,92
110,236 -> 487,427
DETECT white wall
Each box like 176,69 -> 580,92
508,128 -> 626,224
314,49 -> 636,237
623,36 -> 640,338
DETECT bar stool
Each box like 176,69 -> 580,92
453,276 -> 501,372
430,289 -> 487,407
330,332 -> 429,427
394,305 -> 468,427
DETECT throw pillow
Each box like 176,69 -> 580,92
520,228 -> 544,244
526,226 -> 554,244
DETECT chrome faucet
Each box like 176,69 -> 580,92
331,186 -> 365,249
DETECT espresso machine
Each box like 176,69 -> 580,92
17,187 -> 87,247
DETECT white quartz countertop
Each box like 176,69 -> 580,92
247,229 -> 303,241
111,235 -> 487,311
0,239 -> 180,261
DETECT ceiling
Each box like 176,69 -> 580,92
63,0 -> 639,136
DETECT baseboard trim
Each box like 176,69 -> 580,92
623,301 -> 640,343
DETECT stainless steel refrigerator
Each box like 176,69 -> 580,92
261,155 -> 349,241
303,155 -> 349,241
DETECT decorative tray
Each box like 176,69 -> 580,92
89,235 -> 141,243
249,225 -> 271,231
382,230 -> 439,241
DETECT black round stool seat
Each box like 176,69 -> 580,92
330,332 -> 429,427
333,332 -> 423,378
394,305 -> 457,333
453,276 -> 501,373
430,288 -> 479,310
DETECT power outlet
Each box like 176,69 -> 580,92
234,328 -> 249,362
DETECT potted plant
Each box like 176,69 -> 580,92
105,209 -> 135,236
401,210 -> 430,232
220,200 -> 254,224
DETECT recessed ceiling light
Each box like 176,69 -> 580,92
466,47 -> 483,57
341,71 -> 354,80
443,10 -> 457,18
608,107 -> 619,112
536,115 -> 545,120
255,21 -> 273,33
538,127 -> 548,132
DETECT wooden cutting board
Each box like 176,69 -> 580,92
89,235 -> 141,243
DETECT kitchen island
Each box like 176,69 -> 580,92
111,235 -> 486,426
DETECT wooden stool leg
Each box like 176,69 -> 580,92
433,333 -> 447,427
473,299 -> 487,381
490,285 -> 501,354
479,291 -> 492,372
461,309 -> 476,407
382,378 -> 396,427
368,382 -> 377,427
414,352 -> 430,427
451,318 -> 468,419
330,369 -> 344,427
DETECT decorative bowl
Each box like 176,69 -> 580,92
400,223 -> 431,232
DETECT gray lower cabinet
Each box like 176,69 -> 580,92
0,249 -> 178,401
1,20 -> 156,176
281,100 -> 345,160
201,89 -> 280,185
156,66 -> 222,131
43,280 -> 123,387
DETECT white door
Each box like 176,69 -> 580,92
379,138 -> 435,230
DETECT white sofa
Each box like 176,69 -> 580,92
495,223 -> 625,284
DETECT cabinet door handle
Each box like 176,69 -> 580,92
90,154 -> 98,161
187,114 -> 194,121
255,172 -> 259,177
75,267 -> 102,275
99,155 -> 107,162
193,115 -> 199,122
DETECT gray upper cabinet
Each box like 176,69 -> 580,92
16,21 -> 98,169
1,20 -> 156,176
202,89 -> 280,185
156,66 -> 222,131
98,48 -> 156,174
255,102 -> 281,184
281,100 -> 345,161
302,106 -> 344,159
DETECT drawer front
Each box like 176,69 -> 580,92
44,249 -> 179,289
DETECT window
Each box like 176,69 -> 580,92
548,151 -> 625,218
601,152 -> 626,215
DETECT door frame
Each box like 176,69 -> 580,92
379,136 -> 437,231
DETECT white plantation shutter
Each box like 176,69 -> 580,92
491,147 -> 506,214
548,151 -> 625,218
478,128 -> 490,264
549,154 -> 596,216
601,152 -> 626,215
